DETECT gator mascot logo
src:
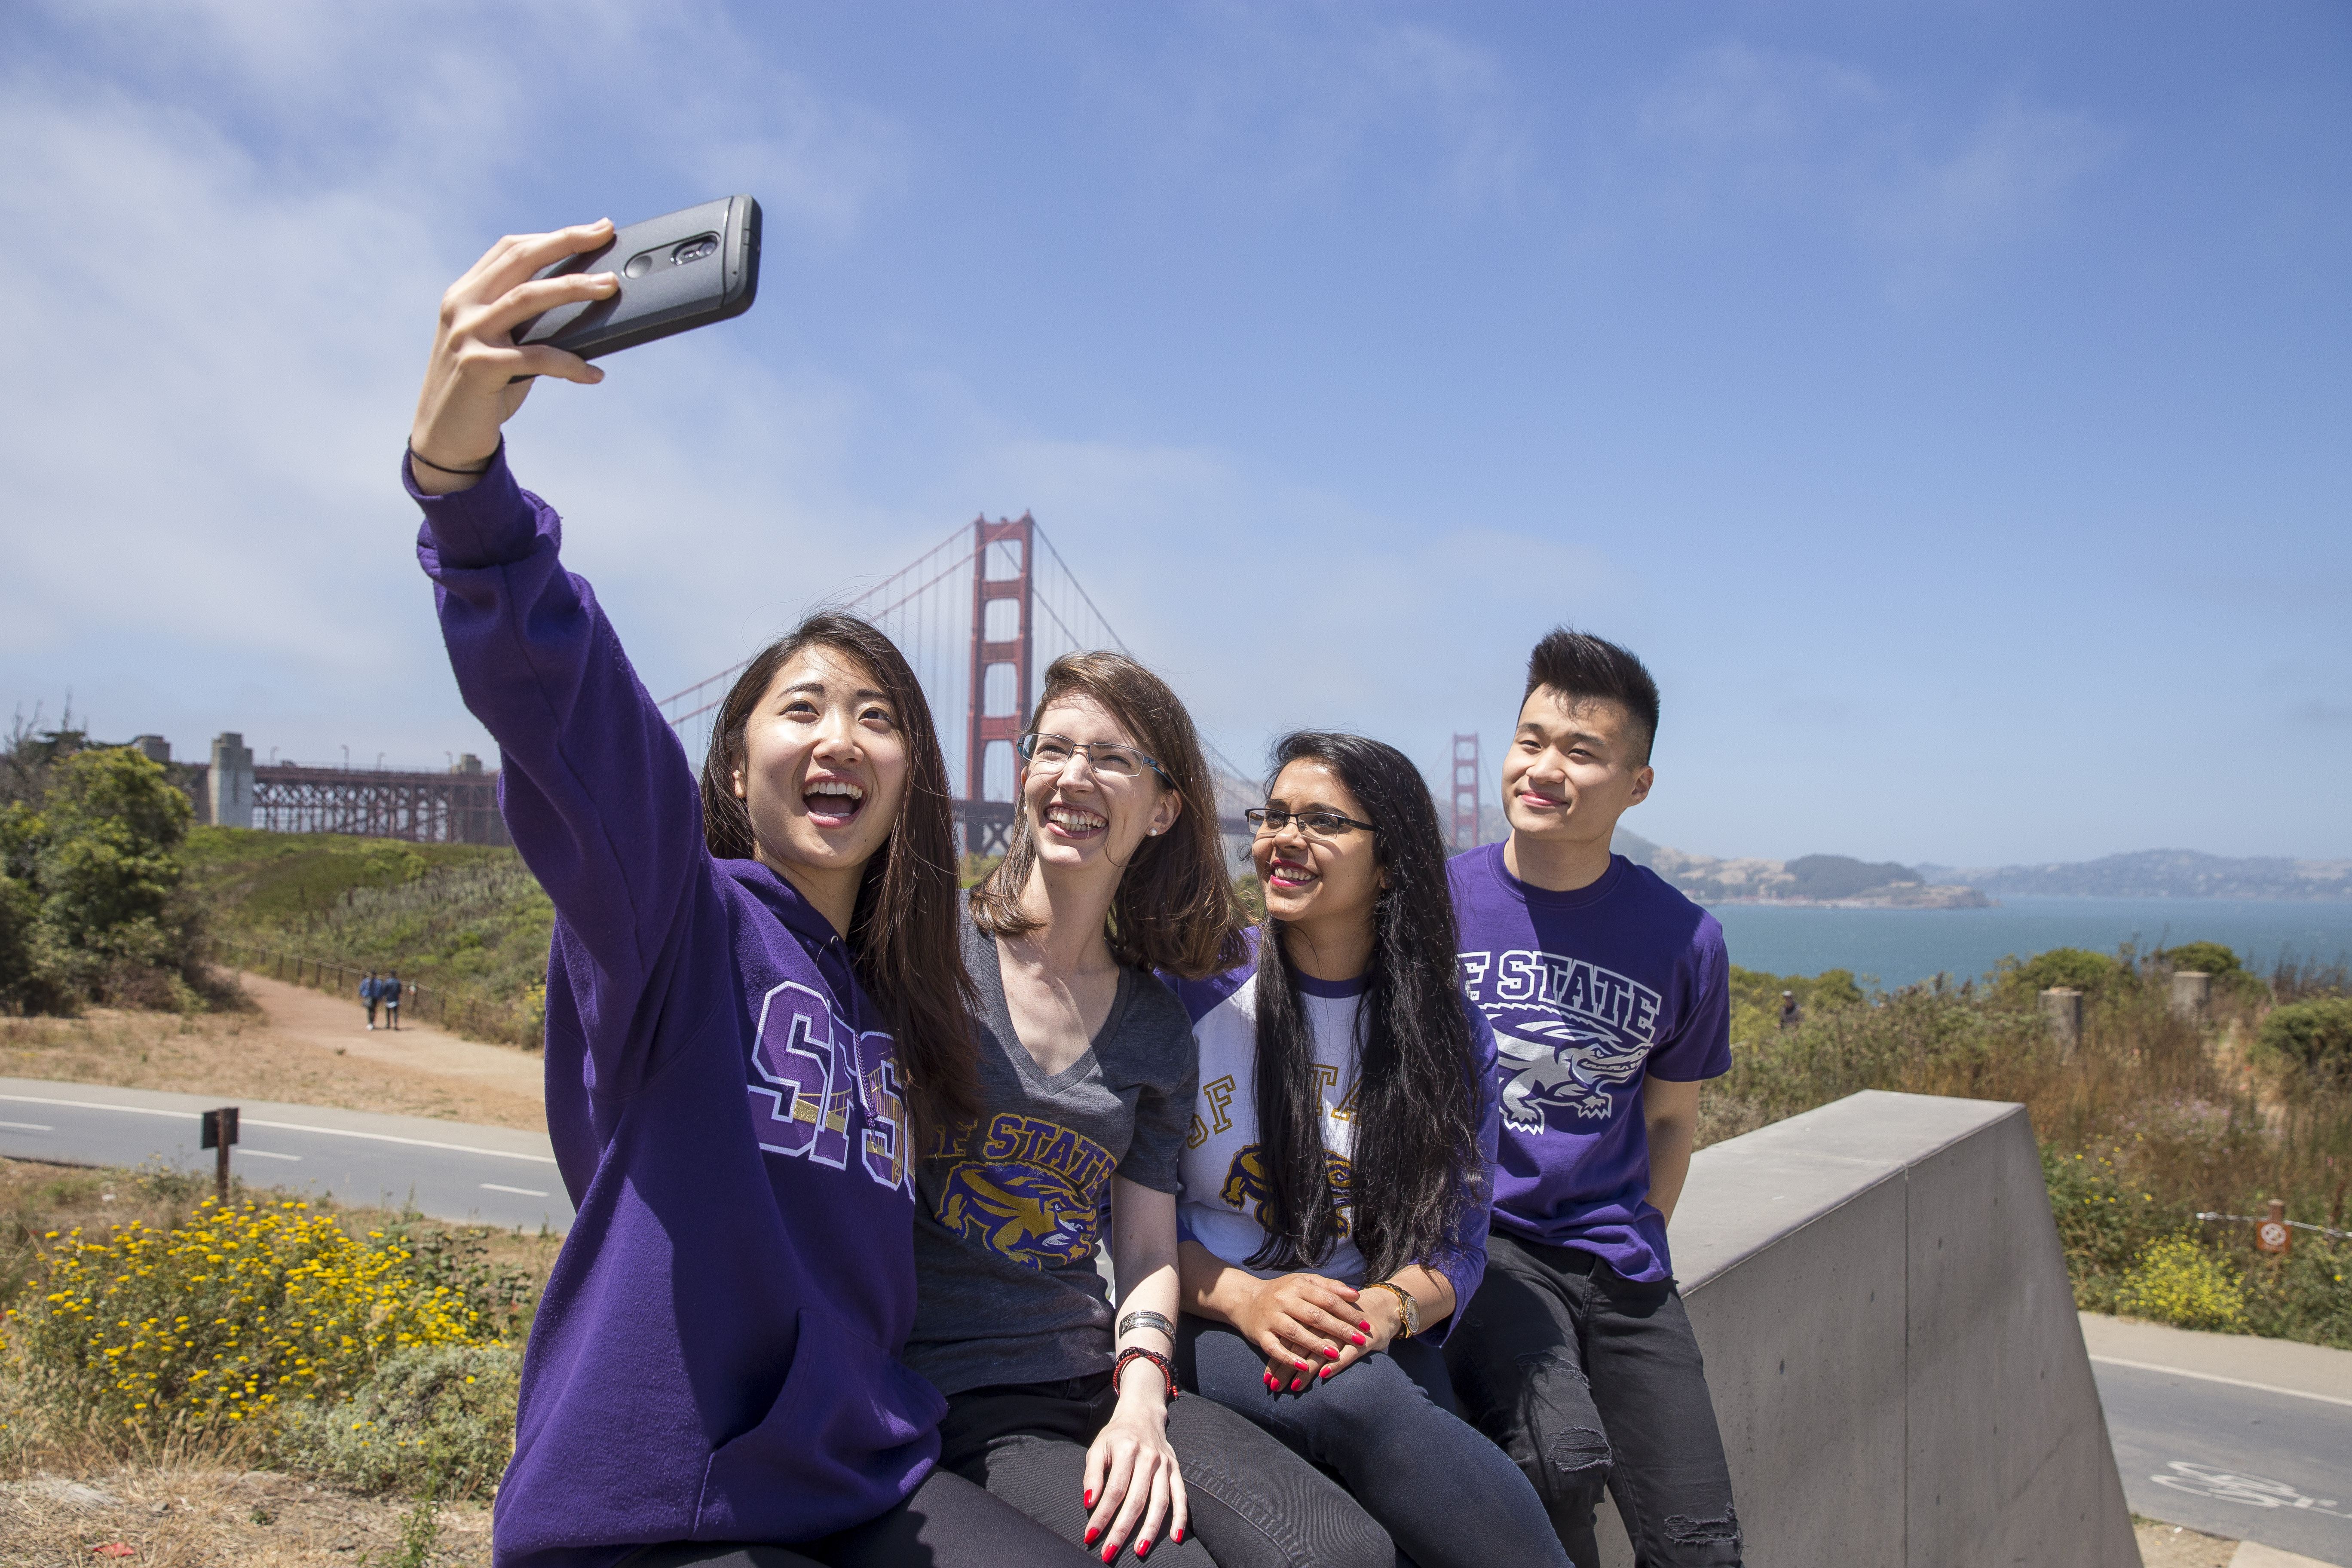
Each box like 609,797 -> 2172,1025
1220,1144 -> 1356,1237
932,1112 -> 1117,1271
1492,1016 -> 1651,1133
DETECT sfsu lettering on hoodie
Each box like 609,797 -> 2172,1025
750,978 -> 913,1196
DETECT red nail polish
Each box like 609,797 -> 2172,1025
1290,1376 -> 1304,1390
1319,1366 -> 1332,1379
1292,1359 -> 1309,1371
1173,1529 -> 1184,1545
1350,1332 -> 1367,1346
1086,1528 -> 1099,1545
1137,1540 -> 1152,1558
1359,1320 -> 1372,1332
1321,1345 -> 1338,1358
1103,1547 -> 1117,1564
1085,1491 -> 1095,1508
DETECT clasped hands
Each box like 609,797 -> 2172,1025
1233,1272 -> 1394,1394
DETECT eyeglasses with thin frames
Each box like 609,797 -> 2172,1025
1018,731 -> 1177,790
1246,807 -> 1378,838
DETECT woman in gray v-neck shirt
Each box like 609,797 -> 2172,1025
904,653 -> 1396,1568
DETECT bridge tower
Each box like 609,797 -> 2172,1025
964,513 -> 1036,857
1450,732 -> 1482,851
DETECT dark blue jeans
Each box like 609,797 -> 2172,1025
1177,1315 -> 1572,1568
1443,1234 -> 1741,1568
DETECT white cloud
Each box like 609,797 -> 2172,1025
1082,6 -> 1536,212
1636,40 -> 2120,290
0,3 -> 914,763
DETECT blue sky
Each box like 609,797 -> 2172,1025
2,1 -> 2346,867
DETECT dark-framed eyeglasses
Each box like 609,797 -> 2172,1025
1018,731 -> 1176,789
1246,807 -> 1378,838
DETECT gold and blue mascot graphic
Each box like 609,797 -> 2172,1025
1220,1144 -> 1355,1237
932,1113 -> 1118,1271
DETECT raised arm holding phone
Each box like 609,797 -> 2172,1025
404,218 -> 1100,1568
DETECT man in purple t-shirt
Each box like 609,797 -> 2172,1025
1442,629 -> 1741,1568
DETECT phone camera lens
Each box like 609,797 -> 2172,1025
672,235 -> 720,265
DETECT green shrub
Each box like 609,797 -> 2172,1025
2258,998 -> 2352,1085
1997,946 -> 2125,1001
2163,941 -> 2240,976
275,1341 -> 521,1500
0,747 -> 209,1011
2113,1236 -> 2248,1332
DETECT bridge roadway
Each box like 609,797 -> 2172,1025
0,1076 -> 571,1232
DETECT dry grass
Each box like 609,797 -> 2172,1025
2132,1516 -> 2236,1567
0,1465 -> 490,1566
0,979 -> 544,1132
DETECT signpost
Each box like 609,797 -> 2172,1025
199,1105 -> 239,1201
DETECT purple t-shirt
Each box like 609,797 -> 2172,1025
1448,843 -> 1730,1282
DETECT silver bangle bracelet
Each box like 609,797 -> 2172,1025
1118,1309 -> 1176,1341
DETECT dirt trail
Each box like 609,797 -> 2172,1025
233,971 -> 544,1103
0,976 -> 548,1131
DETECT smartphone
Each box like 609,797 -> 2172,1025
513,195 -> 762,360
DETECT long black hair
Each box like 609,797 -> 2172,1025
1246,731 -> 1485,1285
701,611 -> 980,1140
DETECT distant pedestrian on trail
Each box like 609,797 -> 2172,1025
361,970 -> 382,1029
1779,990 -> 1801,1031
383,970 -> 403,1031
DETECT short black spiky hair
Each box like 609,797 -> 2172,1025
1522,628 -> 1661,764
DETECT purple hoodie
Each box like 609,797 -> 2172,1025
411,447 -> 942,1568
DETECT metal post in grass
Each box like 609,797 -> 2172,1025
2169,970 -> 2211,1019
2040,987 -> 2082,1056
200,1106 -> 239,1202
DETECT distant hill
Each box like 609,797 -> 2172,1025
1611,830 -> 1986,908
1911,849 -> 2352,901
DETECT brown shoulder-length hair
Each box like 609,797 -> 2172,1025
701,611 -> 979,1139
968,650 -> 1251,980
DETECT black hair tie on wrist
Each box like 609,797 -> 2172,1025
407,441 -> 496,477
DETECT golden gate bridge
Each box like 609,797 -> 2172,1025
652,511 -> 1493,859
167,514 -> 1491,855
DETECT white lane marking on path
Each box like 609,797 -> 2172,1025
0,1093 -> 557,1164
480,1183 -> 549,1197
2090,1355 -> 2352,1410
237,1149 -> 301,1161
0,1120 -> 54,1131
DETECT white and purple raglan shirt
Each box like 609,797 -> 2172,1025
1167,957 -> 1501,1336
1448,843 -> 1731,1283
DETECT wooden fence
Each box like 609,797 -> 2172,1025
211,938 -> 535,1047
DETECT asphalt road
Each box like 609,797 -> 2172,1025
0,1078 -> 573,1232
2096,1357 -> 2352,1564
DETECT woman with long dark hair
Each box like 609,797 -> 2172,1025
404,220 -> 1095,1568
1169,732 -> 1570,1568
905,656 -> 1397,1567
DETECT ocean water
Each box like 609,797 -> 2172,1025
1707,895 -> 2352,990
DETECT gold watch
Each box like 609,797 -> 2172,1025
1368,1280 -> 1418,1340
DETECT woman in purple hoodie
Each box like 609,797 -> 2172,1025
406,221 -> 1098,1568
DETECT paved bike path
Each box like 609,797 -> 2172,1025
2085,1313 -> 2352,1564
0,1076 -> 573,1233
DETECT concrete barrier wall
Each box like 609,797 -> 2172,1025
1588,1090 -> 2138,1568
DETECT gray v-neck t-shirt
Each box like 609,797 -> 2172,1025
904,914 -> 1199,1397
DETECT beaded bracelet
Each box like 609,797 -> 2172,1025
1113,1346 -> 1181,1402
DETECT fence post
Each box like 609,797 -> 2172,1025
2170,971 -> 2211,1019
2040,987 -> 2083,1056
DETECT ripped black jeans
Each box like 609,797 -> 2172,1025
1443,1235 -> 1741,1568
